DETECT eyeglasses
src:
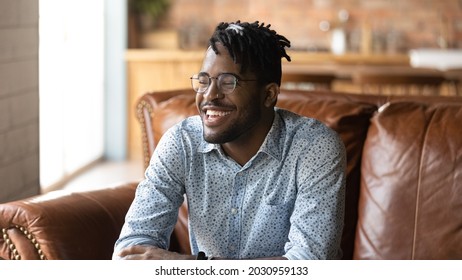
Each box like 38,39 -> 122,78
190,72 -> 257,95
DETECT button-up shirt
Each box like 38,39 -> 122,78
114,108 -> 346,260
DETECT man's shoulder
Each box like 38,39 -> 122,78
276,108 -> 324,130
165,115 -> 201,134
275,108 -> 346,162
162,115 -> 203,142
275,108 -> 342,144
179,115 -> 202,130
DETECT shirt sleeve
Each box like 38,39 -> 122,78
113,125 -> 186,259
284,127 -> 347,260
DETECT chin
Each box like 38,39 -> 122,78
203,134 -> 226,144
203,131 -> 236,144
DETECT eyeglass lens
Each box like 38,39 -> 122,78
191,73 -> 237,94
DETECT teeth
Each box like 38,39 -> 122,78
206,110 -> 231,117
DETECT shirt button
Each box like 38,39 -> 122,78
231,208 -> 238,214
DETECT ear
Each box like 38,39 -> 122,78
263,83 -> 279,108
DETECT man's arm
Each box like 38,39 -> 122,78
284,128 -> 347,260
113,126 -> 187,259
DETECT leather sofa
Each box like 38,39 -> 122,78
1,89 -> 461,260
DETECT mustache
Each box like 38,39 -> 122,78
200,100 -> 235,109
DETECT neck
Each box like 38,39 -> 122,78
221,111 -> 274,166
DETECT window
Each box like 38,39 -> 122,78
39,0 -> 105,190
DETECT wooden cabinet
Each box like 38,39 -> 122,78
126,49 -> 203,160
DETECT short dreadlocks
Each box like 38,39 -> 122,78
208,20 -> 291,86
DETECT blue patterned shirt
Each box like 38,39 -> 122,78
114,108 -> 346,260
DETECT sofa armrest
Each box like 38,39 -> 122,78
0,182 -> 137,260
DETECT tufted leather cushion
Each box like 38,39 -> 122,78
355,102 -> 462,259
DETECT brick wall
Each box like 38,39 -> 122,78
0,0 -> 40,203
157,0 -> 462,52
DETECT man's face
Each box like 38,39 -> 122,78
195,44 -> 268,144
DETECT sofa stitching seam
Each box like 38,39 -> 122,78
412,107 -> 436,259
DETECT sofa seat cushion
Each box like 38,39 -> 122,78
356,102 -> 462,259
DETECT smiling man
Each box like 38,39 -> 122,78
113,21 -> 346,260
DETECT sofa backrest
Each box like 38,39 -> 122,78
355,101 -> 462,259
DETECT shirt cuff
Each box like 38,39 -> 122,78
112,237 -> 163,260
283,245 -> 315,260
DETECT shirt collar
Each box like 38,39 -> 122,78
258,109 -> 284,162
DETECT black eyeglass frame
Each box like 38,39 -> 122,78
190,72 -> 258,94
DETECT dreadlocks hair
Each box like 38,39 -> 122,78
208,20 -> 291,86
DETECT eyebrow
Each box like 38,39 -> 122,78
199,72 -> 243,79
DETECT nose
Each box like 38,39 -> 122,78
202,79 -> 223,101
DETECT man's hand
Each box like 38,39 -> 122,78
117,245 -> 195,260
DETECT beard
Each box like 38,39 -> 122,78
202,105 -> 262,144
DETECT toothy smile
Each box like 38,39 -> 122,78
206,110 -> 232,117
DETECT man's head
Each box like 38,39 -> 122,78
193,20 -> 291,147
208,21 -> 291,86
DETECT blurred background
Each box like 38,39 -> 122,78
129,0 -> 462,52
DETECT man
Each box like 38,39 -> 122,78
113,20 -> 346,260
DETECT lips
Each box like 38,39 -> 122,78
202,107 -> 233,127
206,109 -> 232,117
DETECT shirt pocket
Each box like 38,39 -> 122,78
260,200 -> 294,218
260,193 -> 295,231
263,184 -> 297,206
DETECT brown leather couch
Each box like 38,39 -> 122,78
1,89 -> 461,260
